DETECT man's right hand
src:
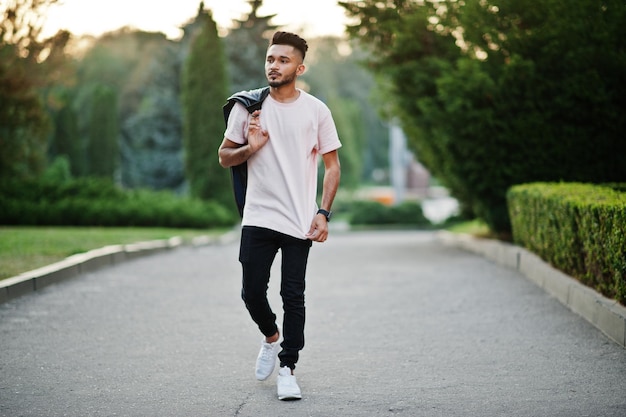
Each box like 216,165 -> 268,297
247,110 -> 269,153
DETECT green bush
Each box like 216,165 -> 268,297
350,200 -> 431,227
0,178 -> 237,228
507,182 -> 626,305
342,0 -> 626,236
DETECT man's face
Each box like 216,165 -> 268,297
265,44 -> 304,88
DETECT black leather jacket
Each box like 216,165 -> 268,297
222,87 -> 271,217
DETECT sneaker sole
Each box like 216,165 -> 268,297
255,359 -> 277,380
278,393 -> 302,401
255,343 -> 279,381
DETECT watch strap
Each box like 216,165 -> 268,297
317,209 -> 332,221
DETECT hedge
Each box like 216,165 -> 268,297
0,178 -> 238,229
350,200 -> 431,227
507,183 -> 626,305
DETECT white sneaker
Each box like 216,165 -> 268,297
277,366 -> 302,400
255,340 -> 279,381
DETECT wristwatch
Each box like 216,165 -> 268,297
317,209 -> 332,222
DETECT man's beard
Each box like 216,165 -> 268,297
267,70 -> 297,88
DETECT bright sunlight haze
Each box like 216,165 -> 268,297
42,0 -> 350,40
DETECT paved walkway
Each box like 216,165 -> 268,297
1,230 -> 625,416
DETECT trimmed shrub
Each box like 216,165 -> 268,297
507,183 -> 626,304
350,200 -> 431,227
0,178 -> 237,228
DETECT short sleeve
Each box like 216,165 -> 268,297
318,106 -> 342,155
224,103 -> 249,145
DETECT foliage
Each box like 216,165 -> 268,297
324,94 -> 363,190
350,200 -> 431,227
49,99 -> 82,176
2,0 -> 388,206
120,44 -> 184,190
225,0 -> 279,92
508,183 -> 626,305
181,9 -> 232,206
0,0 -> 69,180
0,178 -> 237,228
87,84 -> 118,178
1,0 -> 60,53
340,0 -> 626,234
303,37 -> 389,185
42,155 -> 72,183
0,44 -> 50,179
74,29 -> 185,188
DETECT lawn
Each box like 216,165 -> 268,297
0,220 -> 492,281
445,219 -> 491,237
0,226 -> 222,280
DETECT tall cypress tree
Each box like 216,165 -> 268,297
181,7 -> 231,205
87,85 -> 119,178
51,101 -> 82,176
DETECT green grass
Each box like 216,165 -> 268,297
0,220 -> 498,282
445,218 -> 513,241
0,226 -> 223,280
445,219 -> 492,237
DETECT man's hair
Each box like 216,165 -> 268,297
270,31 -> 308,61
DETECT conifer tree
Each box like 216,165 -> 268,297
225,0 -> 278,92
181,6 -> 231,205
87,85 -> 118,178
51,102 -> 82,176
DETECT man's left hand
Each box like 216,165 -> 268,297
306,215 -> 329,242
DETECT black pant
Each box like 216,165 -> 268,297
239,226 -> 312,370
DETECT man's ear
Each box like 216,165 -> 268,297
297,64 -> 306,76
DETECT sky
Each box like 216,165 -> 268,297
41,0 -> 352,40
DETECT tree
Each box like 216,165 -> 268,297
303,36 -> 389,187
87,84 -> 118,178
0,0 -> 67,179
74,28 -> 185,189
341,0 -> 626,234
50,98 -> 82,176
225,0 -> 278,92
117,37 -> 184,191
119,52 -> 185,190
1,0 -> 60,51
325,94 -> 363,190
181,7 -> 232,205
0,45 -> 50,179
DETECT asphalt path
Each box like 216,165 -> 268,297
1,230 -> 625,416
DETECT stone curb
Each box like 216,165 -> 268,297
0,230 -> 240,305
437,230 -> 626,348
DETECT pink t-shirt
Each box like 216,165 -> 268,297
224,90 -> 341,239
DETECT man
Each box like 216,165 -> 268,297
217,31 -> 341,401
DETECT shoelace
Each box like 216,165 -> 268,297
260,343 -> 275,360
